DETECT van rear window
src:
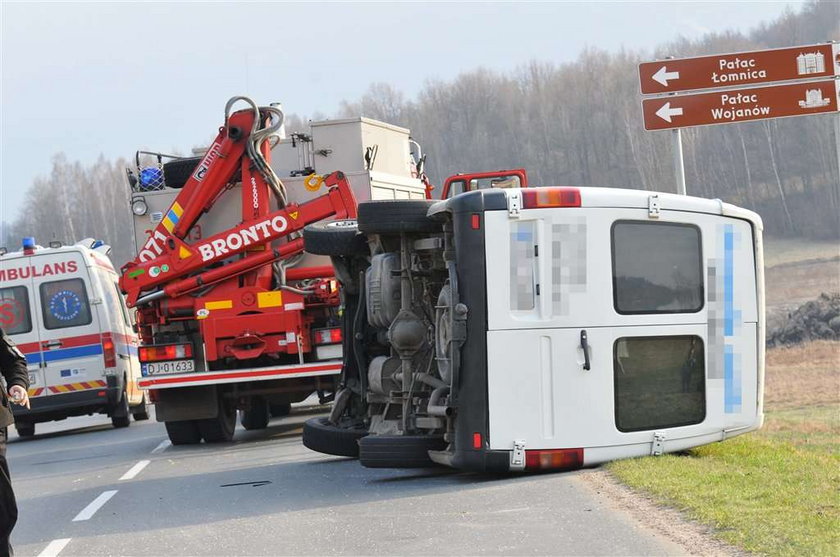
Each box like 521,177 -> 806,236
40,278 -> 93,330
614,335 -> 706,432
0,286 -> 32,334
611,221 -> 703,314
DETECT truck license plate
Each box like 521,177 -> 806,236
143,360 -> 195,375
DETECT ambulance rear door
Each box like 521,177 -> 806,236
31,249 -> 106,397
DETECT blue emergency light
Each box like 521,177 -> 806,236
139,167 -> 163,189
22,237 -> 35,249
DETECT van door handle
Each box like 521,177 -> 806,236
118,354 -> 130,360
42,340 -> 62,349
580,330 -> 591,371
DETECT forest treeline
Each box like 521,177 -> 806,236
335,0 -> 839,240
3,0 -> 838,267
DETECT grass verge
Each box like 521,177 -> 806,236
606,340 -> 839,556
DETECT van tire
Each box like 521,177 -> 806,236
302,417 -> 367,458
162,156 -> 201,189
240,397 -> 270,430
15,421 -> 34,438
198,398 -> 236,442
165,420 -> 202,445
303,220 -> 368,256
358,434 -> 446,468
111,389 -> 131,428
357,200 -> 441,234
132,392 -> 150,421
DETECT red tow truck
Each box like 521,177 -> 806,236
120,96 -> 528,445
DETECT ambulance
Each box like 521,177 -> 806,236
0,238 -> 148,437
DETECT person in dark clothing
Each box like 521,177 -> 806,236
0,327 -> 30,557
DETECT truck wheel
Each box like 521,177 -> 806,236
302,417 -> 368,458
111,389 -> 131,428
357,200 -> 441,234
240,397 -> 270,430
269,402 -> 291,417
132,391 -> 151,421
15,421 -> 34,438
303,220 -> 368,256
162,156 -> 201,189
165,420 -> 202,445
358,434 -> 446,468
198,399 -> 236,442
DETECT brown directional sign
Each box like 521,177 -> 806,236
642,79 -> 839,131
639,43 -> 839,95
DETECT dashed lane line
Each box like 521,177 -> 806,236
37,538 -> 71,557
151,439 -> 171,454
120,460 -> 150,481
72,490 -> 118,522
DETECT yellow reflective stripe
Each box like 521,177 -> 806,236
257,291 -> 283,308
205,300 -> 233,310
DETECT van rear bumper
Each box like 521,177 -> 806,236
12,386 -> 121,424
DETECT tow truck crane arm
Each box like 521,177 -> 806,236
119,98 -> 357,307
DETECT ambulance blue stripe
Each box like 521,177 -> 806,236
41,344 -> 103,363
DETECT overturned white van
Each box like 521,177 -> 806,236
0,238 -> 148,437
302,187 -> 765,472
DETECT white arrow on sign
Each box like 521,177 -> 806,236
655,102 -> 684,122
652,66 -> 680,87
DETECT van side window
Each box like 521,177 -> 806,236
614,335 -> 706,432
40,278 -> 93,330
0,286 -> 33,334
611,221 -> 703,314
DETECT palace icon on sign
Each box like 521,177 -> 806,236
796,52 -> 825,75
798,89 -> 830,109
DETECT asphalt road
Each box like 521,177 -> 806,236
6,405 -> 687,556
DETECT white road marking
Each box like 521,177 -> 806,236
72,490 -> 118,522
38,538 -> 71,557
151,439 -> 171,454
120,460 -> 150,480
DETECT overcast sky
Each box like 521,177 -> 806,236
0,1 -> 808,226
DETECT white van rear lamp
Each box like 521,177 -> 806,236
522,188 -> 581,209
314,327 -> 342,345
139,343 -> 193,362
525,448 -> 584,470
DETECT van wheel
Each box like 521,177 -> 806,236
357,200 -> 442,234
15,421 -> 34,438
358,434 -> 446,468
132,391 -> 150,421
240,397 -> 269,430
302,417 -> 367,458
165,420 -> 202,445
198,398 -> 236,442
111,389 -> 131,428
303,220 -> 368,256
